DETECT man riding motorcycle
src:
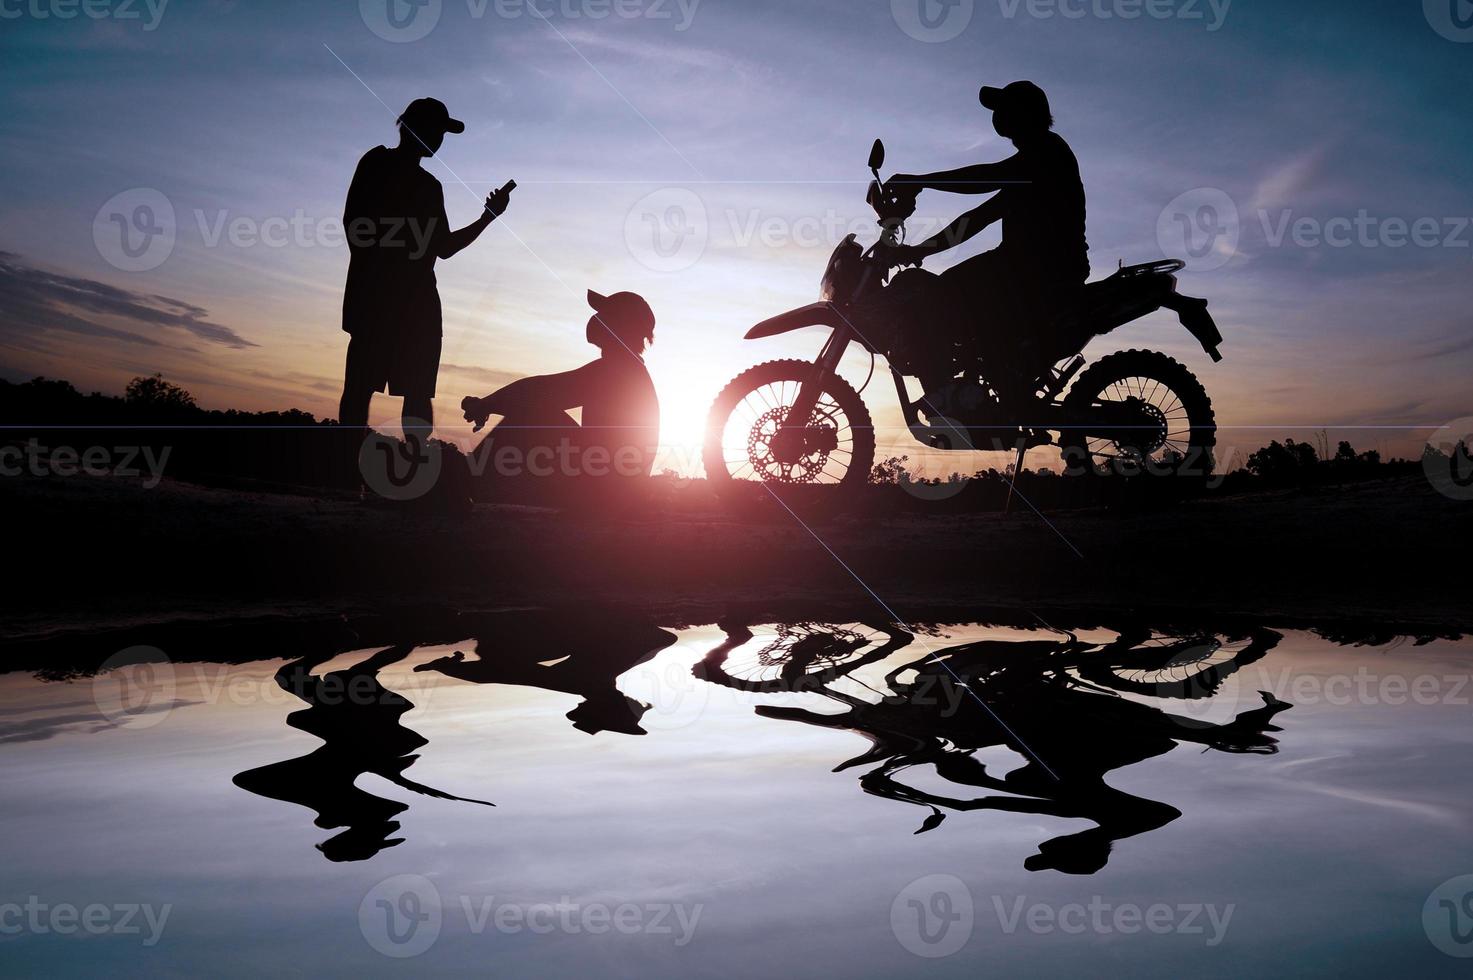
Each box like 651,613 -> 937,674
874,80 -> 1089,408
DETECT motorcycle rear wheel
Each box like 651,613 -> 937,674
1058,349 -> 1216,478
703,359 -> 876,512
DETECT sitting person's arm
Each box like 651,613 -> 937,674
462,361 -> 601,431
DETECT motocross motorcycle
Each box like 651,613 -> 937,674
703,139 -> 1226,507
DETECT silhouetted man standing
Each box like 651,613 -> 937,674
338,97 -> 513,474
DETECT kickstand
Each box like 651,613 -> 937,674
1004,442 -> 1028,514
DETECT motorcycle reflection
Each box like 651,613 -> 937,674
698,622 -> 1289,874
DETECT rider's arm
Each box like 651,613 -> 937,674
910,195 -> 1007,258
901,153 -> 1028,195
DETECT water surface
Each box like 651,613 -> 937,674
2,616 -> 1470,977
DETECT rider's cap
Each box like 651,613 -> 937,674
980,80 -> 1051,120
397,97 -> 465,135
587,289 -> 656,348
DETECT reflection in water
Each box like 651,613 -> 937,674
699,622 -> 1290,874
232,644 -> 492,862
4,615 -> 1469,975
24,611 -> 1296,871
412,611 -> 678,735
234,612 -> 676,861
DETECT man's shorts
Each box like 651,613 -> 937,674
344,330 -> 442,399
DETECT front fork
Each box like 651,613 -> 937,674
788,325 -> 854,424
768,326 -> 854,464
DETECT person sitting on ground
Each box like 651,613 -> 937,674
461,289 -> 660,507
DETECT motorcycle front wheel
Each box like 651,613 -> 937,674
703,359 -> 875,512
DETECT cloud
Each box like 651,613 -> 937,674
1247,145 -> 1334,214
1395,331 -> 1473,364
440,362 -> 523,390
0,252 -> 256,351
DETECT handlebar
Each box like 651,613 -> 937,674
867,179 -> 920,224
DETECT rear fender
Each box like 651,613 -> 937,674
1161,291 -> 1224,362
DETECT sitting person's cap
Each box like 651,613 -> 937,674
397,97 -> 465,135
587,289 -> 656,348
979,80 -> 1050,118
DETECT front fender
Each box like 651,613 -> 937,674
745,302 -> 845,340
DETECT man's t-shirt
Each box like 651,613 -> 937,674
341,145 -> 450,338
963,131 -> 1090,285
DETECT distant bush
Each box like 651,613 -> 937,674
0,375 -> 1426,510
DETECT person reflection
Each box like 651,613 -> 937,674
233,644 -> 491,862
413,612 -> 678,735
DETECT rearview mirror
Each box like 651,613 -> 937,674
867,139 -> 885,172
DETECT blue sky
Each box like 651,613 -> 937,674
1,0 -> 1469,470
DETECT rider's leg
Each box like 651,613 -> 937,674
941,250 -> 1036,409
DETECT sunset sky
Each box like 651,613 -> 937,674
2,0 -> 1469,474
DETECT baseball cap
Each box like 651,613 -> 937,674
979,80 -> 1051,119
587,289 -> 656,347
397,97 -> 465,135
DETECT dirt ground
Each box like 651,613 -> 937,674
4,468 -> 1467,653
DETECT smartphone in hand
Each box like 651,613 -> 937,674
485,179 -> 515,218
